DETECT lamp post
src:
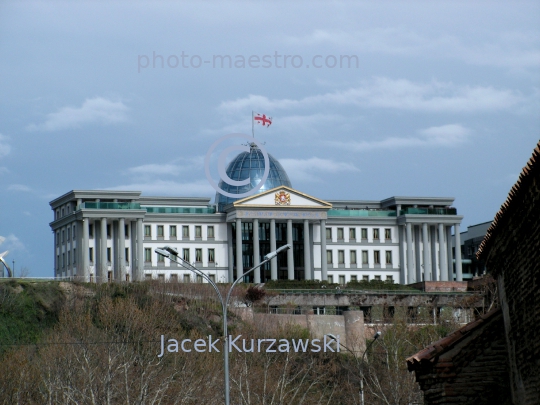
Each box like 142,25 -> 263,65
156,243 -> 291,405
328,331 -> 381,405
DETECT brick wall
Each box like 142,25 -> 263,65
411,310 -> 511,405
482,172 -> 540,405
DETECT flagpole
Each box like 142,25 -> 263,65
252,111 -> 255,138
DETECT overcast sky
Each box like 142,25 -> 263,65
0,1 -> 539,277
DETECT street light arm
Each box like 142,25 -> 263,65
155,248 -> 225,305
225,244 -> 291,307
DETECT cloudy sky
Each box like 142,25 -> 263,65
0,1 -> 539,277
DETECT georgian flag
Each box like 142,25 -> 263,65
254,113 -> 272,127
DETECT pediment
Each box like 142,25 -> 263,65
233,186 -> 332,209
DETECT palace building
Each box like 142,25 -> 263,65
49,144 -> 465,284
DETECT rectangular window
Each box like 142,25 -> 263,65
144,225 -> 151,238
338,250 -> 345,264
144,248 -> 151,262
326,228 -> 332,240
125,248 -> 129,262
182,226 -> 189,238
196,274 -> 203,283
350,250 -> 357,264
73,225 -> 76,240
67,228 -> 71,240
337,228 -> 344,240
170,225 -> 177,238
208,248 -> 215,263
339,275 -> 345,285
73,248 -> 76,264
56,232 -> 59,246
183,248 -> 190,262
195,226 -> 202,238
67,251 -> 71,266
351,275 -> 357,282
89,248 -> 94,263
158,274 -> 165,282
157,225 -> 164,237
326,250 -> 333,265
385,251 -> 392,264
328,275 -> 334,284
89,224 -> 94,238
61,230 -> 65,243
362,250 -> 368,264
209,274 -> 216,283
158,252 -> 165,262
349,228 -> 356,240
107,224 -> 111,238
170,274 -> 178,283
361,228 -> 367,239
373,228 -> 380,240
207,226 -> 215,239
374,250 -> 381,264
107,247 -> 111,263
363,275 -> 369,281
145,274 -> 152,280
374,275 -> 381,281
195,248 -> 202,262
386,275 -> 394,282
125,224 -> 129,238
62,253 -> 65,268
183,274 -> 191,283
385,228 -> 391,240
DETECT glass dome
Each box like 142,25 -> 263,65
215,143 -> 292,210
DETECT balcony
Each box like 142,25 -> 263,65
399,207 -> 457,215
79,202 -> 141,210
144,206 -> 216,214
328,209 -> 396,217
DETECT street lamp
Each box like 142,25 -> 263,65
156,243 -> 291,405
328,331 -> 381,405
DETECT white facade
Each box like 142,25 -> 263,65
50,187 -> 464,284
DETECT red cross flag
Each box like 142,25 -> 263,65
254,113 -> 272,127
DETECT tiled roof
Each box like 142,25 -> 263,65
476,141 -> 540,261
406,308 -> 501,371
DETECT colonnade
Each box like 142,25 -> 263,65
228,218 -> 328,282
401,222 -> 462,283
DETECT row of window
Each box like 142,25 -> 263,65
145,225 -> 215,239
56,249 -> 77,269
87,247 -> 130,264
326,227 -> 392,241
145,273 -> 217,283
327,249 -> 393,265
145,247 -> 215,264
328,274 -> 394,284
56,225 -> 77,245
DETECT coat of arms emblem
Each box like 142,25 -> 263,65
275,191 -> 291,205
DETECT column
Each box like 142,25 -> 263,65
270,219 -> 277,280
430,226 -> 438,281
286,219 -> 294,280
82,218 -> 89,281
235,218 -> 243,280
320,219 -> 327,281
406,223 -> 414,284
136,218 -> 144,281
398,225 -> 406,284
100,218 -> 107,283
227,223 -> 234,282
253,219 -> 260,283
422,223 -> 431,281
303,219 -> 311,280
446,226 -> 453,281
118,218 -> 125,281
414,225 -> 422,282
438,223 -> 448,281
454,223 -> 463,281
